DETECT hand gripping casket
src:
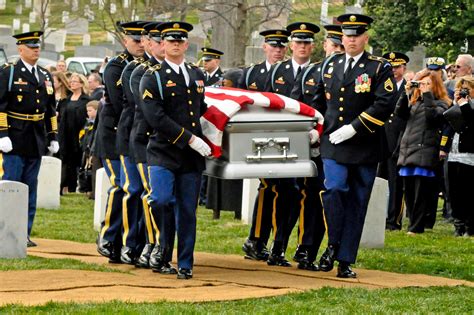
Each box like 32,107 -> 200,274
202,88 -> 321,179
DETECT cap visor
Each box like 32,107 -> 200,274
25,43 -> 40,48
328,38 -> 342,45
291,37 -> 314,42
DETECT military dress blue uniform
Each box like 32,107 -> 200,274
0,31 -> 58,244
262,22 -> 318,267
140,22 -> 207,278
314,14 -> 396,278
96,21 -> 143,262
238,30 -> 292,262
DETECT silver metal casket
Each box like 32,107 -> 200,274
204,106 -> 317,179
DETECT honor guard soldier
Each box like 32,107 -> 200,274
262,22 -> 318,267
201,47 -> 224,87
130,22 -> 177,271
323,24 -> 345,57
0,31 -> 59,247
380,52 -> 409,231
116,21 -> 149,265
96,21 -> 145,263
240,29 -> 290,262
140,21 -> 210,279
314,14 -> 396,278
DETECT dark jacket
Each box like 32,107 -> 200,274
94,50 -> 134,160
140,61 -> 207,172
314,52 -> 396,164
58,93 -> 90,160
396,91 -> 449,169
264,59 -> 298,97
0,60 -> 57,157
444,99 -> 474,154
205,68 -> 223,87
237,61 -> 269,91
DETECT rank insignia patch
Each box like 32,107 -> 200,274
143,89 -> 153,99
384,78 -> 394,92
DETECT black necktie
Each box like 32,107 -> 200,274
31,67 -> 38,84
344,57 -> 354,79
178,66 -> 188,86
296,66 -> 302,77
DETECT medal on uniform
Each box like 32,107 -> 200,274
45,80 -> 53,95
166,80 -> 176,87
355,74 -> 371,93
249,82 -> 257,90
275,76 -> 285,84
306,78 -> 315,86
17,95 -> 23,102
195,80 -> 204,93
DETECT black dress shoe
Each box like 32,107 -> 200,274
135,244 -> 154,268
319,245 -> 337,272
96,235 -> 113,258
120,247 -> 136,265
267,252 -> 292,267
293,246 -> 309,263
242,239 -> 268,261
149,245 -> 164,269
153,262 -> 178,274
177,268 -> 193,279
298,262 -> 320,271
337,263 -> 357,278
27,238 -> 37,248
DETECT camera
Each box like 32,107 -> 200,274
459,88 -> 470,99
411,81 -> 420,88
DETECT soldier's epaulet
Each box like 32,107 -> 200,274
147,63 -> 161,73
368,55 -> 387,63
1,62 -> 11,69
117,53 -> 129,63
311,60 -> 322,66
186,62 -> 199,69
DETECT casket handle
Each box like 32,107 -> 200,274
246,137 -> 298,162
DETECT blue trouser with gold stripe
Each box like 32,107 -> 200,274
0,153 -> 41,236
100,159 -> 124,247
248,178 -> 275,245
148,166 -> 200,270
284,157 -> 326,261
136,162 -> 158,245
120,155 -> 144,251
322,158 -> 377,264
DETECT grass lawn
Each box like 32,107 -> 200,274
1,194 -> 473,313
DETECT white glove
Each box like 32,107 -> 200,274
0,137 -> 13,153
329,124 -> 356,145
48,140 -> 60,154
309,129 -> 319,145
189,136 -> 211,157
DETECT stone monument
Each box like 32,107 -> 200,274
36,156 -> 61,209
360,177 -> 388,248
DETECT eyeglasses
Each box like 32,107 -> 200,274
455,65 -> 463,69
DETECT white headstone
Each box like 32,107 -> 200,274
15,4 -> 22,15
66,18 -> 89,35
25,0 -> 32,8
93,168 -> 112,231
44,29 -> 67,52
91,0 -> 98,4
98,0 -> 104,9
110,3 -> 116,14
0,181 -> 28,258
12,19 -> 20,31
62,11 -> 69,24
29,11 -> 36,23
0,25 -> 12,36
241,178 -> 259,224
123,0 -> 129,8
72,0 -> 78,11
82,33 -> 91,46
36,156 -> 61,209
22,23 -> 30,33
106,31 -> 115,43
360,177 -> 388,248
0,0 -> 6,10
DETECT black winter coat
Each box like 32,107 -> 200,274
396,91 -> 448,169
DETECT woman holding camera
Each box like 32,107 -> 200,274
396,69 -> 450,234
444,76 -> 474,236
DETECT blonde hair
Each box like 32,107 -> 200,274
455,76 -> 474,90
86,100 -> 99,110
70,72 -> 90,96
52,71 -> 70,100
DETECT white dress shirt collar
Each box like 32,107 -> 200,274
165,58 -> 190,86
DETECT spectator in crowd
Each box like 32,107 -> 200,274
78,100 -> 99,197
53,71 -> 71,118
59,73 -> 90,194
446,54 -> 473,91
56,60 -> 67,72
405,70 -> 415,82
88,72 -> 105,101
444,76 -> 474,236
446,64 -> 457,80
396,69 -> 450,235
